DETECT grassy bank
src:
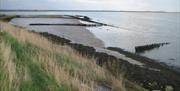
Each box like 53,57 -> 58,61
0,21 -> 126,91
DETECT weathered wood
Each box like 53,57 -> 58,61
135,42 -> 170,53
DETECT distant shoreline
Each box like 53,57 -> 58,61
0,9 -> 180,13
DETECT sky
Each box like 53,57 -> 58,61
0,0 -> 180,12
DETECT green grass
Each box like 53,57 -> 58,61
0,32 -> 75,91
0,30 -> 114,91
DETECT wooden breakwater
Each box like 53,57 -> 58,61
135,42 -> 170,53
29,23 -> 102,27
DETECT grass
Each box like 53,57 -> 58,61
0,21 -> 126,91
0,15 -> 18,22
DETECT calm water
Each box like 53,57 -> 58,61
1,11 -> 180,67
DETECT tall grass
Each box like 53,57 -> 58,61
0,21 -> 126,91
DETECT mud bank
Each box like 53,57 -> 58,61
39,32 -> 180,91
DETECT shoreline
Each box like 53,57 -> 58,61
39,32 -> 180,91
1,14 -> 180,90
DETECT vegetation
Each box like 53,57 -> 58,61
0,15 -> 19,22
0,21 -> 126,91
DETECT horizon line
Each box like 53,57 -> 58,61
0,9 -> 179,13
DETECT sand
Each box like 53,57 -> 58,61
10,18 -> 104,47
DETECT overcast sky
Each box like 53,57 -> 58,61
0,0 -> 180,12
